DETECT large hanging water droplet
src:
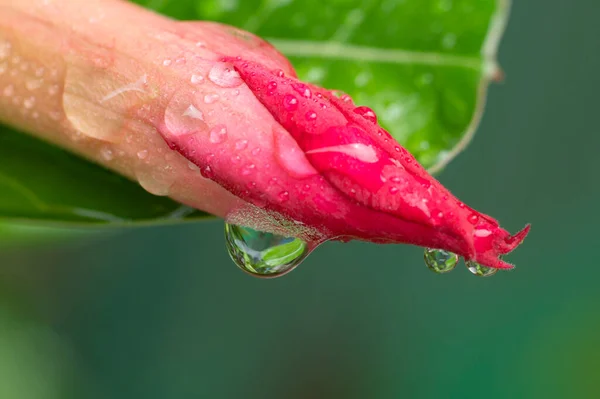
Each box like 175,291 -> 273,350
466,260 -> 498,277
424,248 -> 458,274
225,223 -> 310,278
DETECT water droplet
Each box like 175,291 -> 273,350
26,79 -> 42,91
2,84 -> 14,97
190,74 -> 204,84
424,248 -> 458,273
48,85 -> 59,96
468,214 -> 479,224
208,62 -> 242,88
164,96 -> 207,136
136,170 -> 173,196
251,147 -> 261,156
225,224 -> 310,278
163,59 -> 172,66
235,139 -> 248,150
353,106 -> 377,123
137,150 -> 148,160
100,147 -> 114,161
305,111 -> 317,121
240,163 -> 255,175
266,81 -> 277,94
274,69 -> 285,77
188,161 -> 200,172
204,93 -> 219,104
389,187 -> 399,194
292,83 -> 312,98
278,191 -> 290,202
466,260 -> 498,277
209,124 -> 228,143
283,94 -> 298,111
23,96 -> 35,109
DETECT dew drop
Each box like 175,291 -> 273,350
136,170 -> 173,196
266,81 -> 277,94
23,96 -> 35,109
190,74 -> 204,84
468,214 -> 479,224
204,93 -> 219,104
353,106 -> 378,123
188,161 -> 200,172
225,223 -> 310,278
278,191 -> 290,202
26,79 -> 42,91
208,62 -> 242,88
424,248 -> 459,274
466,260 -> 498,277
305,111 -> 317,121
164,96 -> 207,136
283,94 -> 298,111
137,150 -> 148,160
240,163 -> 255,176
292,83 -> 312,98
235,139 -> 248,150
100,147 -> 114,161
2,84 -> 14,97
209,124 -> 228,143
274,69 -> 285,77
163,59 -> 172,66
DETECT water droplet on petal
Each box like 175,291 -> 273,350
225,224 -> 310,278
466,260 -> 498,277
278,191 -> 290,202
137,150 -> 148,160
240,163 -> 255,175
353,106 -> 378,123
305,111 -> 317,121
292,83 -> 312,98
100,147 -> 114,161
204,93 -> 220,104
209,124 -> 228,143
424,248 -> 459,273
266,81 -> 277,95
283,94 -> 298,111
208,62 -> 242,88
468,214 -> 479,224
164,96 -> 207,136
190,74 -> 204,84
235,139 -> 248,150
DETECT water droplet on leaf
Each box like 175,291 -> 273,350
424,248 -> 458,273
225,224 -> 310,278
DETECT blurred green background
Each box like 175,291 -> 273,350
1,0 -> 599,398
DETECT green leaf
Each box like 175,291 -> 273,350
1,0 -> 508,227
0,126 -> 208,224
